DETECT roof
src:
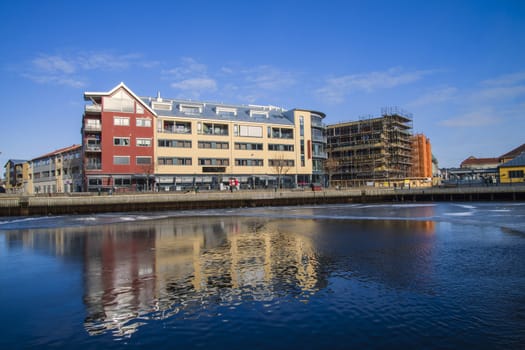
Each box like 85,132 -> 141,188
499,144 -> 525,160
85,82 -> 157,117
4,159 -> 28,168
32,144 -> 81,161
140,96 -> 296,126
460,156 -> 499,167
499,152 -> 525,168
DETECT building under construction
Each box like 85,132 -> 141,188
326,107 -> 414,187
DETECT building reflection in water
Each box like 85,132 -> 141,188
82,216 -> 325,337
3,211 -> 435,339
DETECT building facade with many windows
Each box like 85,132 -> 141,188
82,83 -> 327,192
31,144 -> 83,194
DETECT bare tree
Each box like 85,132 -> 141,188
324,157 -> 339,188
271,153 -> 293,189
139,162 -> 155,191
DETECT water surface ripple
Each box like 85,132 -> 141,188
1,202 -> 524,349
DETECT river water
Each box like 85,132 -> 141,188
0,202 -> 524,349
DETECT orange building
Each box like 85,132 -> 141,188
411,134 -> 432,178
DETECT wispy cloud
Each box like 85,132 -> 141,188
439,109 -> 501,127
481,71 -> 525,86
241,65 -> 296,91
22,51 -> 156,88
162,57 -> 207,79
409,86 -> 458,107
171,78 -> 217,93
316,67 -> 434,103
164,57 -> 217,98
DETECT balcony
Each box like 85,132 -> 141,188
84,124 -> 101,132
85,145 -> 101,152
86,163 -> 102,170
85,104 -> 102,113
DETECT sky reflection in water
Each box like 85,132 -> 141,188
1,203 -> 524,349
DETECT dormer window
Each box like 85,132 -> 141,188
249,110 -> 268,118
179,104 -> 202,115
216,106 -> 237,117
152,101 -> 172,111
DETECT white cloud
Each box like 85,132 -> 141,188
23,51 -> 156,87
316,67 -> 434,104
170,78 -> 217,99
32,55 -> 76,74
22,73 -> 85,88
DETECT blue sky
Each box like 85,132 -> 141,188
1,0 -> 524,169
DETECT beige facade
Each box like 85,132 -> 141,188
3,159 -> 30,193
148,95 -> 327,190
31,145 -> 83,194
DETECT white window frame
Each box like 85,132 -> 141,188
113,137 -> 130,146
136,138 -> 152,147
114,116 -> 130,126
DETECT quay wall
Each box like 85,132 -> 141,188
1,185 -> 525,217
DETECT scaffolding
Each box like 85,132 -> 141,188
327,107 -> 413,187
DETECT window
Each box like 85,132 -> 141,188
114,177 -> 132,186
158,139 -> 192,148
269,159 -> 295,167
114,116 -> 130,126
268,144 -> 294,151
136,118 -> 151,127
179,104 -> 202,115
299,116 -> 304,137
152,101 -> 172,111
235,159 -> 263,166
198,158 -> 230,166
249,110 -> 268,118
103,91 -> 134,113
198,141 -> 229,149
85,119 -> 101,130
136,138 -> 152,147
136,157 -> 152,165
270,127 -> 293,139
216,107 -> 237,117
509,170 -> 524,178
158,157 -> 192,165
114,156 -> 130,165
201,123 -> 228,135
159,120 -> 191,134
239,125 -> 263,137
88,178 -> 102,186
234,142 -> 263,150
114,137 -> 130,146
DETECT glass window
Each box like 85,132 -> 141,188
136,138 -> 152,147
114,116 -> 130,126
114,156 -> 130,165
114,137 -> 130,146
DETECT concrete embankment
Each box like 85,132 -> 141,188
1,185 -> 524,217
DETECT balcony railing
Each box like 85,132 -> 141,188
84,124 -> 101,132
85,145 -> 101,152
86,164 -> 101,170
85,104 -> 102,113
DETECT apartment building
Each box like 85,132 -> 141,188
326,107 -> 413,187
31,144 -> 83,194
3,159 -> 30,193
82,83 -> 327,192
